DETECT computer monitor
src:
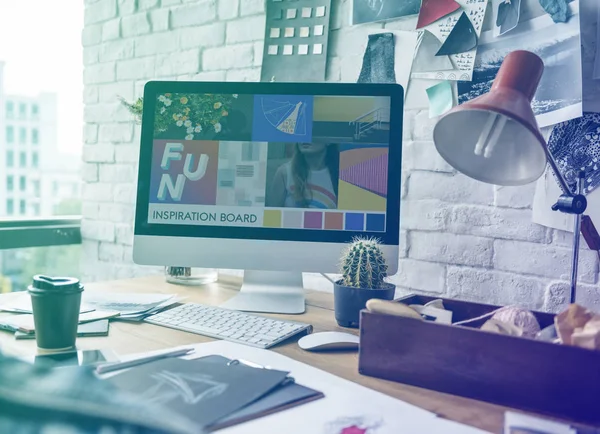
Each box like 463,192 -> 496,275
133,81 -> 403,314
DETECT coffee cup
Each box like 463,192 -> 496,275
28,275 -> 84,351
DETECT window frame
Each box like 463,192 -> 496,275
0,217 -> 82,249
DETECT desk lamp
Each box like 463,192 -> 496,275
433,50 -> 589,303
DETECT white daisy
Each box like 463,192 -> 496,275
176,120 -> 183,127
214,122 -> 222,133
194,125 -> 202,133
186,127 -> 194,134
184,120 -> 192,127
232,94 -> 238,98
164,99 -> 172,106
185,134 -> 194,140
160,107 -> 166,114
158,95 -> 166,102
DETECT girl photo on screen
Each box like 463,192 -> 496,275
266,142 -> 340,209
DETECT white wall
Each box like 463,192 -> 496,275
80,0 -> 600,312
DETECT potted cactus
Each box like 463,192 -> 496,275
334,237 -> 396,328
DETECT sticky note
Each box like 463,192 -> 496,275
426,81 -> 454,118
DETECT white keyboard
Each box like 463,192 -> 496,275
145,303 -> 313,349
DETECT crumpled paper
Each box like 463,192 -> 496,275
555,304 -> 600,350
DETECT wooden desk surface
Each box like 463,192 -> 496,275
0,275 -> 513,433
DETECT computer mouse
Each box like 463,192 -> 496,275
298,331 -> 360,352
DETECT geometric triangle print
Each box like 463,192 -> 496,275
339,153 -> 388,197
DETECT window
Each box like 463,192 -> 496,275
6,126 -> 14,143
19,127 -> 26,144
31,128 -> 39,144
19,176 -> 26,191
6,199 -> 14,215
19,103 -> 26,119
53,180 -> 58,194
33,180 -> 40,197
19,152 -> 26,168
7,176 -> 13,192
6,151 -> 13,167
19,199 -> 25,215
32,104 -> 39,117
6,101 -> 14,118
32,203 -> 40,216
32,152 -> 38,168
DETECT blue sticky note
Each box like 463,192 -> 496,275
426,81 -> 454,118
345,213 -> 364,231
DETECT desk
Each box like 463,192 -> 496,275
0,275 -> 511,433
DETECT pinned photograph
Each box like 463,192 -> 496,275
458,1 -> 582,127
352,0 -> 420,25
491,0 -> 522,37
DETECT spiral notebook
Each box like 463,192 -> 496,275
107,354 -> 323,431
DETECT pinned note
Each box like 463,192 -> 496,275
426,81 -> 454,118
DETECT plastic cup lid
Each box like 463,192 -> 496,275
31,275 -> 81,292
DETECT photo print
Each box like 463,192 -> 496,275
251,95 -> 314,142
150,140 -> 220,205
458,1 -> 582,128
491,0 -> 522,36
312,95 -> 391,144
260,0 -> 332,82
216,141 -> 268,207
547,113 -> 600,195
153,93 -> 254,141
352,0 -> 420,25
411,0 -> 489,81
265,142 -> 340,209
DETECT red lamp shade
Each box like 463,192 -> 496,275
433,50 -> 548,186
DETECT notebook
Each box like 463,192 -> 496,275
14,319 -> 110,339
198,355 -> 324,431
107,355 -> 306,431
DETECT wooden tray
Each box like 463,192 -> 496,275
358,295 -> 600,427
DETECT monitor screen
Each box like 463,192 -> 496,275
136,83 -> 402,245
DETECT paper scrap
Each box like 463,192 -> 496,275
412,30 -> 454,73
458,1 -> 582,128
436,12 -> 478,56
539,0 -> 570,23
416,0 -> 461,29
492,0 -> 522,37
426,81 -> 454,118
346,29 -> 418,97
411,0 -> 488,81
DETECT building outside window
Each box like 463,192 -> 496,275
32,203 -> 40,216
6,126 -> 14,143
6,150 -> 14,167
19,176 -> 26,191
19,102 -> 26,119
7,176 -> 13,192
19,127 -> 26,144
31,128 -> 39,144
31,104 -> 39,118
6,101 -> 14,118
6,199 -> 14,215
19,152 -> 26,167
53,180 -> 58,194
32,151 -> 38,168
19,199 -> 25,215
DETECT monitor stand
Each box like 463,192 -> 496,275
219,270 -> 305,314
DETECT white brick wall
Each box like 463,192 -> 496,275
81,0 -> 600,310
